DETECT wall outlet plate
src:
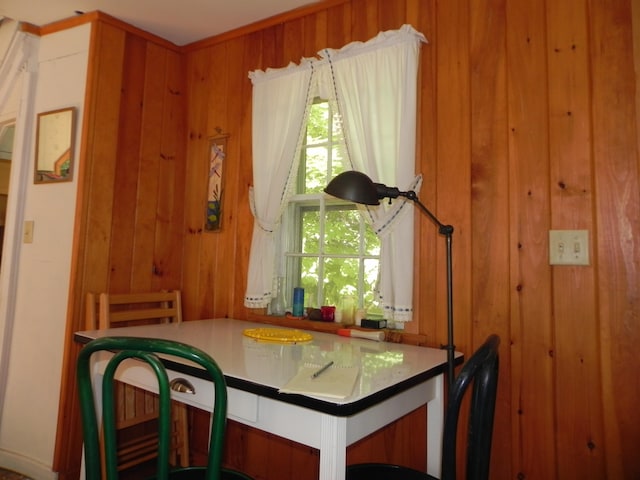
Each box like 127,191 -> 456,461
549,230 -> 589,266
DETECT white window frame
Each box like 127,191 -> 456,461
282,195 -> 380,310
279,98 -> 380,310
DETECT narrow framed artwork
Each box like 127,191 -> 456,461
205,134 -> 228,231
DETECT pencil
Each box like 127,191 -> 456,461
311,361 -> 334,379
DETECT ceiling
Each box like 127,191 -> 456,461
0,0 -> 320,46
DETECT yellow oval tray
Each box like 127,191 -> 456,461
243,327 -> 313,344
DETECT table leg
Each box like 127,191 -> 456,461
426,373 -> 444,478
319,414 -> 347,480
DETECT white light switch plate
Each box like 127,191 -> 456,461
549,230 -> 589,266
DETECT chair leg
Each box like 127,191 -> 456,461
172,401 -> 190,467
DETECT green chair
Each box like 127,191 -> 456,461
77,336 -> 254,480
346,334 -> 500,480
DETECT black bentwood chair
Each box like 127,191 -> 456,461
77,336 -> 254,480
346,334 -> 500,480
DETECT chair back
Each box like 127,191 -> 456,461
98,291 -> 182,330
441,334 -> 500,480
77,336 -> 228,480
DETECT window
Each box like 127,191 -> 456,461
247,25 -> 424,324
281,99 -> 380,310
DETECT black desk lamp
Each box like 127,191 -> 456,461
325,170 -> 456,386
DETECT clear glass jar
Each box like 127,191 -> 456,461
269,277 -> 286,316
340,295 -> 356,326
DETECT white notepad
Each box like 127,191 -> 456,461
279,364 -> 359,399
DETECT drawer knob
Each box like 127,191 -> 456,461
170,378 -> 195,394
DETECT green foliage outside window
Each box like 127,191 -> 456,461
284,100 -> 380,310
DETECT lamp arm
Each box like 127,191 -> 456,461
401,190 -> 456,387
398,191 -> 450,234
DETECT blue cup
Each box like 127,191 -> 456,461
292,287 -> 304,317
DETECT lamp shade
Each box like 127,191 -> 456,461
324,171 -> 380,205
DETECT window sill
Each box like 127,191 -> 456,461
247,311 -> 346,333
245,311 -> 429,346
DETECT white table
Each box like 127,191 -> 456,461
75,318 -> 458,480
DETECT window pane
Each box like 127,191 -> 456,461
301,208 -> 319,254
364,223 -> 380,256
283,98 -> 381,312
304,146 -> 328,193
323,257 -> 359,306
331,144 -> 347,179
306,103 -> 329,145
363,258 -> 379,307
325,208 -> 360,255
300,257 -> 319,308
331,110 -> 344,143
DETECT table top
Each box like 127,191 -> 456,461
75,318 -> 457,416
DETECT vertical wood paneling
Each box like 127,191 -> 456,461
232,31 -> 265,317
305,11 -> 329,53
347,406 -> 427,470
54,19 -> 188,476
350,0 -> 377,41
506,1 -> 556,478
469,0 -> 509,345
200,43 -> 230,318
635,0 -> 640,163
109,34 -> 146,291
182,47 -> 212,320
83,23 -> 127,293
412,0 -> 437,339
468,1 -> 511,478
327,1 -> 353,46
547,1 -> 604,478
153,47 -> 186,291
132,41 -> 168,291
56,1 -> 640,478
283,17 -> 306,62
378,0 -> 405,32
435,0 -> 472,359
589,0 -> 640,478
215,36 -> 246,316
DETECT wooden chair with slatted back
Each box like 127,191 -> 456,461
85,290 -> 190,472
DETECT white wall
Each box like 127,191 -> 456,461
0,23 -> 89,479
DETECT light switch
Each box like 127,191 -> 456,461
23,220 -> 34,244
549,230 -> 589,266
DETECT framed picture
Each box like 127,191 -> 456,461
34,107 -> 76,183
205,135 -> 228,231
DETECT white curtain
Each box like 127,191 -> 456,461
319,25 -> 426,323
245,25 -> 426,323
0,28 -> 34,114
244,62 -> 314,307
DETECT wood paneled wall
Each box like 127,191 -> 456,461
53,15 -> 187,479
182,0 -> 640,478
55,1 -> 640,479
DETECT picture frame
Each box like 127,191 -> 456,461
205,134 -> 228,231
34,107 -> 76,184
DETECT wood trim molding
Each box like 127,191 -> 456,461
182,0 -> 350,51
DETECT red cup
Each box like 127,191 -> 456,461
320,305 -> 336,322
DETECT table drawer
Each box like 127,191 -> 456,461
92,354 -> 259,421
